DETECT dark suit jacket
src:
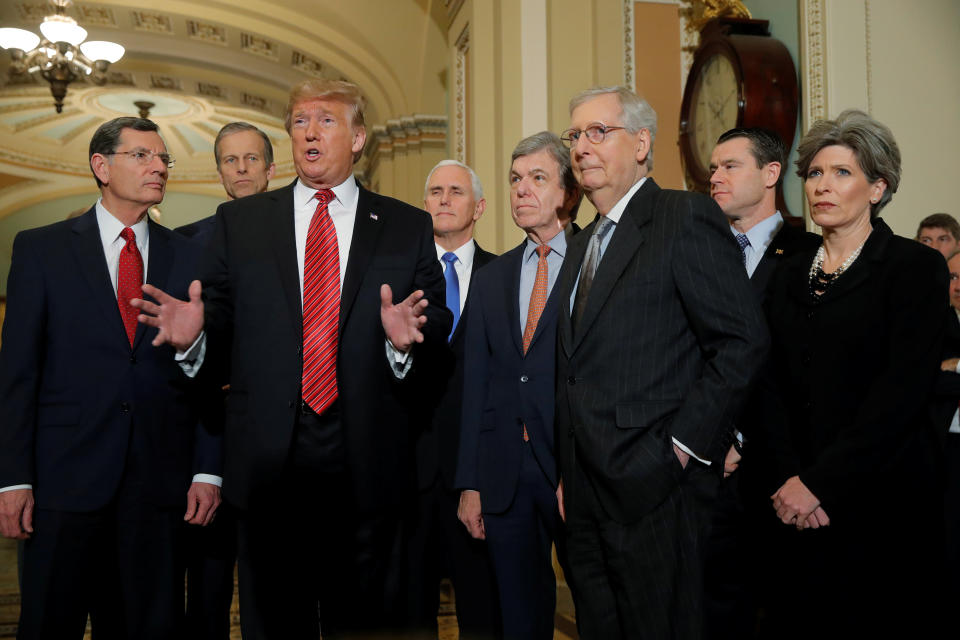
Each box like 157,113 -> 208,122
749,219 -> 822,301
762,218 -> 947,514
201,179 -> 452,512
0,208 -> 215,511
414,241 -> 496,491
455,238 -> 566,514
555,179 -> 768,524
176,215 -> 217,243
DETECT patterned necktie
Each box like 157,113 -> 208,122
442,252 -> 460,341
117,227 -> 143,346
301,189 -> 340,414
735,232 -> 751,265
572,216 -> 614,331
522,245 -> 551,354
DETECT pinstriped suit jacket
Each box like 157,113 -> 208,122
554,178 -> 769,524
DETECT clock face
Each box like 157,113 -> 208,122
687,53 -> 740,173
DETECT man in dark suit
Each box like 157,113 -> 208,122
405,159 -> 500,638
177,121 -> 275,640
456,132 -> 580,640
133,79 -> 452,638
0,117 -> 221,639
703,128 -> 820,639
554,87 -> 768,639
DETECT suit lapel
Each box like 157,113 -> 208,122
340,183 -> 385,331
558,219 -> 592,357
450,241 -> 493,343
269,181 -> 303,340
71,208 -> 128,344
571,180 -> 657,349
136,220 -> 173,350
503,243 -> 525,355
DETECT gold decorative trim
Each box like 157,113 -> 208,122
187,21 -> 227,46
454,24 -> 469,163
624,0 -> 635,88
800,0 -> 826,129
132,11 -> 174,35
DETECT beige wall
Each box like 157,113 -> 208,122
801,0 -> 960,237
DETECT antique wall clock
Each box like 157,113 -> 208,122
679,18 -> 799,205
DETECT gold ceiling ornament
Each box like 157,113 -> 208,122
0,0 -> 125,113
680,0 -> 752,37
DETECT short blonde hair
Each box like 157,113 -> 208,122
285,79 -> 366,132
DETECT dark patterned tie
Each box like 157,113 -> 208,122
117,227 -> 142,346
572,216 -> 614,331
301,189 -> 340,414
735,232 -> 751,265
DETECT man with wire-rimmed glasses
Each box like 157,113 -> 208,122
0,116 -> 220,639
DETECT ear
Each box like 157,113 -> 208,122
764,161 -> 781,189
871,178 -> 888,203
351,125 -> 367,155
91,154 -> 111,186
635,128 -> 652,166
473,197 -> 486,222
266,163 -> 276,181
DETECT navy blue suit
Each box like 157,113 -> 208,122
456,238 -> 566,640
0,207 -> 217,638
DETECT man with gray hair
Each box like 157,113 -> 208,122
554,86 -> 767,638
405,159 -> 501,638
456,131 -> 580,639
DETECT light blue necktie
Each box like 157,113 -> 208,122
442,252 -> 460,341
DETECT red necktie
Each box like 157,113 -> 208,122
301,189 -> 340,414
117,227 -> 143,346
521,244 -> 550,441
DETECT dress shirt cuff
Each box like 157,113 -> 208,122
0,484 -> 32,494
191,474 -> 222,487
733,429 -> 745,446
176,331 -> 207,378
385,339 -> 413,379
672,438 -> 711,466
955,360 -> 960,374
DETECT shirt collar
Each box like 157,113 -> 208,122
436,238 -> 476,269
294,175 -> 359,211
95,198 -> 149,249
524,226 -> 567,262
603,176 -> 647,224
733,211 -> 784,251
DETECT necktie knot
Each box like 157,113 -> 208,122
442,251 -> 458,266
536,245 -> 550,259
315,189 -> 335,206
594,216 -> 614,240
120,227 -> 137,250
735,233 -> 751,251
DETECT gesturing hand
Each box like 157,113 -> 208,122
131,280 -> 204,350
380,284 -> 429,353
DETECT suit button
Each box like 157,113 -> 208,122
120,402 -> 130,412
129,355 -> 136,364
520,375 -> 529,383
567,376 -> 576,385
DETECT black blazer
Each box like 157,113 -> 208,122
414,241 -> 496,491
455,238 -> 567,513
0,208 -> 215,510
201,179 -> 452,512
554,179 -> 769,524
762,218 -> 947,515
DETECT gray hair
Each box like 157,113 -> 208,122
569,86 -> 658,171
795,109 -> 901,217
214,122 -> 274,168
423,159 -> 484,201
511,130 -> 582,221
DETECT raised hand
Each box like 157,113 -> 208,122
131,280 -> 205,350
380,284 -> 429,352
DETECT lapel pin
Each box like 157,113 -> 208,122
775,248 -> 784,255
369,212 -> 378,221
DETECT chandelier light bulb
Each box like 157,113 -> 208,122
79,41 -> 124,63
39,15 -> 87,46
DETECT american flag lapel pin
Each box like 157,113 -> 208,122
369,212 -> 378,221
775,248 -> 784,255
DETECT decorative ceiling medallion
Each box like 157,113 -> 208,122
150,75 -> 181,91
241,93 -> 268,111
291,51 -> 323,77
132,11 -> 173,34
79,6 -> 117,28
15,3 -> 49,23
197,83 -> 225,99
187,21 -> 226,45
107,71 -> 135,86
240,33 -> 278,60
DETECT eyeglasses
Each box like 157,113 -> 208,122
560,124 -> 626,148
108,149 -> 176,169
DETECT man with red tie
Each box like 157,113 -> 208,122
0,117 -> 220,639
133,80 -> 451,638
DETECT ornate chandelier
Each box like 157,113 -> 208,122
0,0 -> 125,113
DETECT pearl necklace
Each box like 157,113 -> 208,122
808,235 -> 869,298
